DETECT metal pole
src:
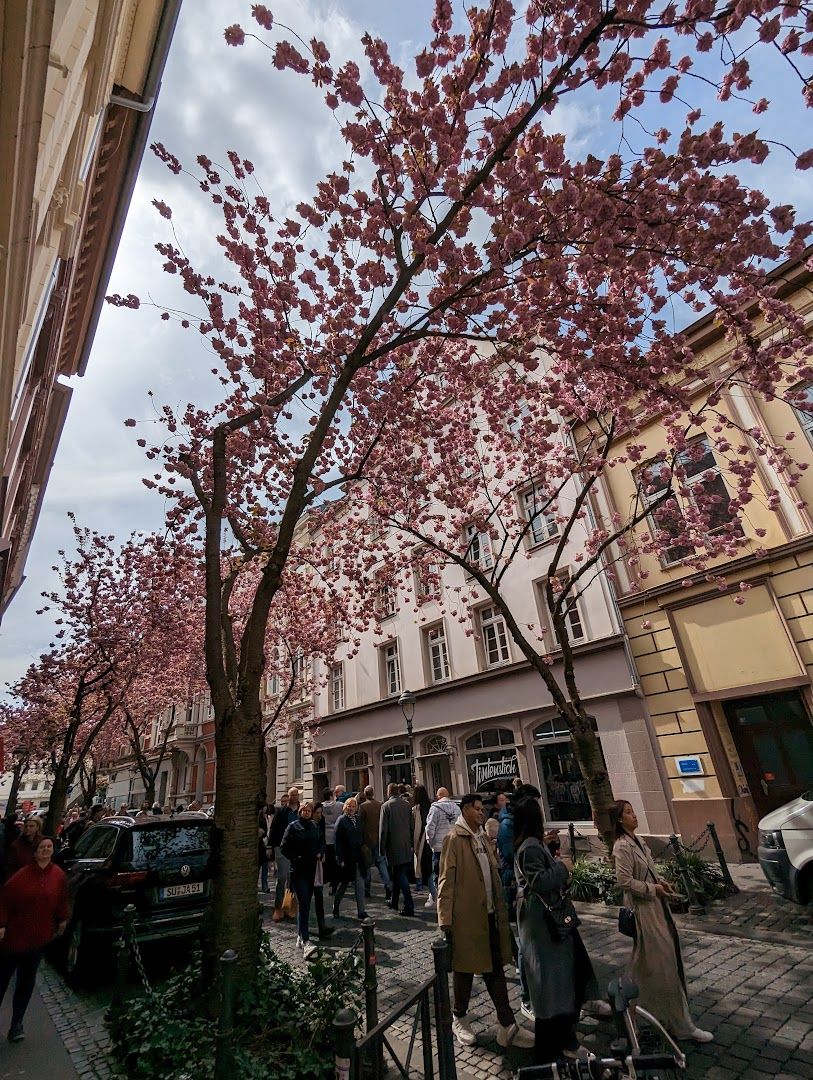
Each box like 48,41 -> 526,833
333,1007 -> 357,1080
108,934 -> 129,1013
362,918 -> 383,1079
432,936 -> 457,1080
214,949 -> 238,1080
421,989 -> 435,1080
669,834 -> 705,915
568,822 -> 577,860
707,821 -> 738,893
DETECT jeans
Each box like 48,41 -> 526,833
364,843 -> 392,892
274,847 -> 291,908
431,850 -> 441,897
259,861 -> 269,891
0,950 -> 42,1028
390,862 -> 414,914
334,867 -> 366,916
452,915 -> 514,1028
291,874 -> 314,943
533,1014 -> 578,1064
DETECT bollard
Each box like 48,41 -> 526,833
362,918 -> 383,1080
669,834 -> 705,915
707,821 -> 738,894
333,1007 -> 357,1080
432,936 -> 458,1080
214,949 -> 238,1080
110,934 -> 129,1009
568,822 -> 577,860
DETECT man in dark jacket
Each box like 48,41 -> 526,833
269,789 -> 299,921
358,785 -> 392,901
379,783 -> 414,916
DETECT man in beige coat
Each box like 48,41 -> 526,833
437,793 -> 533,1050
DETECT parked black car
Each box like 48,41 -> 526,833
56,814 -> 214,982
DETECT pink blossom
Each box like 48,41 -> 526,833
224,24 -> 245,47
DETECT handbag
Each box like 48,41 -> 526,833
618,906 -> 636,940
281,887 -> 298,919
517,841 -> 580,942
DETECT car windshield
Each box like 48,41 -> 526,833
131,825 -> 211,868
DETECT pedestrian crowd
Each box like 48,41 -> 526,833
261,780 -> 714,1067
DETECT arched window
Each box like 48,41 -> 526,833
381,743 -> 411,788
533,714 -> 601,823
345,751 -> 369,794
423,735 -> 449,756
465,727 -> 518,793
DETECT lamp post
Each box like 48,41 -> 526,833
398,690 -> 417,787
5,746 -> 29,820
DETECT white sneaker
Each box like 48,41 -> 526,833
452,1015 -> 477,1046
302,941 -> 318,961
496,1022 -> 534,1049
582,999 -> 612,1019
296,935 -> 304,950
520,1001 -> 535,1022
688,1027 -> 714,1043
424,896 -> 436,909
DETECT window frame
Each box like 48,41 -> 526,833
329,662 -> 345,713
424,623 -> 451,683
794,383 -> 813,448
381,640 -> 402,697
479,604 -> 511,668
521,486 -> 559,547
464,523 -> 494,571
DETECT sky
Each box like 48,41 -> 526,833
1,0 -> 811,689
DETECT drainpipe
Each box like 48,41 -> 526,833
109,0 -> 183,113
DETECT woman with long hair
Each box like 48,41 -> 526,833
411,784 -> 434,907
514,796 -> 598,1064
610,800 -> 712,1043
334,797 -> 368,920
311,803 -> 334,940
280,801 -> 322,959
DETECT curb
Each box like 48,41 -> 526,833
573,899 -> 813,951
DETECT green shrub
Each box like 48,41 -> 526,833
655,850 -> 733,902
108,939 -> 362,1080
567,857 -> 620,904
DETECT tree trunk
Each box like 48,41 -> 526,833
208,702 -> 265,981
45,767 -> 71,837
563,703 -> 616,851
145,781 -> 156,806
4,766 -> 26,820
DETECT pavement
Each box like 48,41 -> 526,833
6,861 -> 812,1080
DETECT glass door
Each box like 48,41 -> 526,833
723,690 -> 813,816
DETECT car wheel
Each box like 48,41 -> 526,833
65,917 -> 90,986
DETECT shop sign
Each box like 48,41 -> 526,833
468,753 -> 519,789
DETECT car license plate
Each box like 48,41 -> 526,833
160,882 -> 204,900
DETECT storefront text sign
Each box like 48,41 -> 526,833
469,753 -> 519,788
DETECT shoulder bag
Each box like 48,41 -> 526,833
618,839 -> 657,942
518,841 -> 580,943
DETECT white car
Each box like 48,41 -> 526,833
758,789 -> 813,904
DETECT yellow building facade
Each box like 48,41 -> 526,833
0,0 -> 181,616
596,255 -> 813,856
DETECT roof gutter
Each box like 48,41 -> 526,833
76,0 -> 183,376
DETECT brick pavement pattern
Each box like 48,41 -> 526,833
261,885 -> 813,1080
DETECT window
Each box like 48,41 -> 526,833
522,488 -> 559,546
383,641 -> 402,696
425,624 -> 451,683
265,673 -> 280,698
464,523 -> 494,571
795,383 -> 813,447
377,579 -> 397,619
415,553 -> 443,601
381,743 -> 412,787
30,780 -> 39,791
545,570 -> 586,646
534,715 -> 602,822
329,663 -> 345,712
480,605 -> 510,667
465,727 -> 518,792
75,827 -> 120,861
293,729 -> 304,781
345,751 -> 370,794
639,439 -> 739,566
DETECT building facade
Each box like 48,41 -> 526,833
595,255 -> 813,856
0,0 -> 180,617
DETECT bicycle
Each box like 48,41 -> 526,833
516,976 -> 687,1079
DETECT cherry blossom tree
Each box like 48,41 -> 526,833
0,702 -> 48,820
109,0 -> 812,969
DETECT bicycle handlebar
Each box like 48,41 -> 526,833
517,1051 -> 684,1078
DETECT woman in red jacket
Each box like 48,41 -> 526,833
0,835 -> 69,1042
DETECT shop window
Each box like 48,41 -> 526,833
382,743 -> 412,788
465,727 -> 518,792
345,751 -> 370,794
533,715 -> 600,823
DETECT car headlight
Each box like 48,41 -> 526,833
759,829 -> 785,850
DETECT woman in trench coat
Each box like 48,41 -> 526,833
514,797 -> 598,1064
610,800 -> 713,1043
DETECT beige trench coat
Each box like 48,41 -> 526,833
437,820 -> 512,974
613,833 -> 696,1037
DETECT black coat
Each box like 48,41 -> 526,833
270,805 -> 297,848
335,814 -> 365,880
280,818 -> 322,881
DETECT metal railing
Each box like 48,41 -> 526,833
333,923 -> 457,1080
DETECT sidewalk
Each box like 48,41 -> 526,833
0,977 -> 79,1079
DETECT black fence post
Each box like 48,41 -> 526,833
669,834 -> 705,915
707,821 -> 738,893
214,949 -> 238,1080
421,989 -> 435,1080
110,934 -> 129,1009
568,822 -> 577,860
432,936 -> 457,1080
333,1007 -> 357,1080
362,918 -> 383,1079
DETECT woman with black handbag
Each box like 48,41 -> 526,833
610,800 -> 712,1044
514,797 -> 598,1064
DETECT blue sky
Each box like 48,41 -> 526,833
1,0 -> 810,688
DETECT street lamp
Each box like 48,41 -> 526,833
398,690 -> 417,787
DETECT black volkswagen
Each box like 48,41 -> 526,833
57,814 -> 214,982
